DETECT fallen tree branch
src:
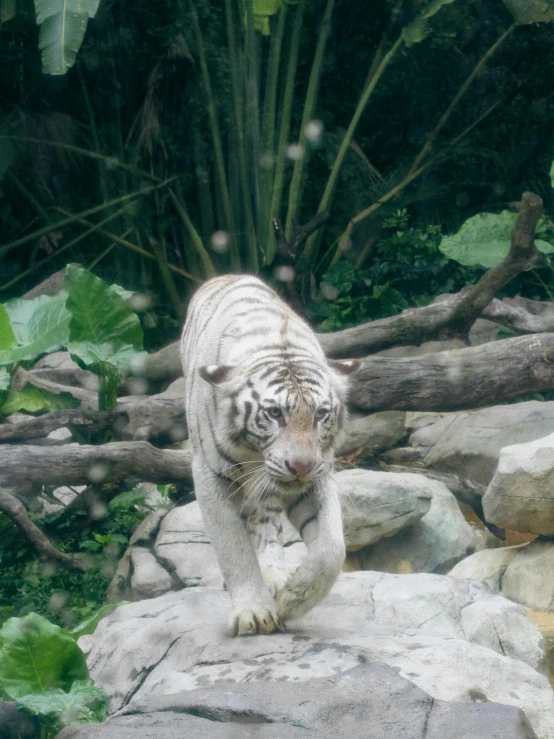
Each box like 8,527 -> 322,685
350,332 -> 554,413
0,409 -> 127,442
0,487 -> 85,570
12,367 -> 98,408
0,441 -> 193,490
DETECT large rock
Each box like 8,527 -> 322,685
337,469 -> 432,550
56,663 -> 538,739
483,432 -> 554,535
502,539 -> 554,612
337,411 -> 406,456
408,401 -> 554,486
449,545 -> 524,593
356,478 -> 482,574
76,572 -> 553,738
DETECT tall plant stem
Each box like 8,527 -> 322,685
408,23 -> 516,175
0,177 -> 179,258
0,209 -> 126,293
265,0 -> 306,265
259,5 -> 287,247
225,0 -> 258,270
55,209 -> 202,282
168,188 -> 215,278
331,161 -> 432,269
284,0 -> 335,242
189,0 -> 240,271
303,35 -> 404,266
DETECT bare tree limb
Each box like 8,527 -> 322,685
0,441 -> 193,491
350,333 -> 554,413
0,487 -> 85,570
0,410 -> 127,442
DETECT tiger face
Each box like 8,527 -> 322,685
199,358 -> 359,492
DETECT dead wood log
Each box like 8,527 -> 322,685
349,333 -> 554,413
0,410 -> 127,442
12,367 -> 98,408
0,487 -> 84,570
0,441 -> 193,491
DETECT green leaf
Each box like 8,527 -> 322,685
17,680 -> 108,732
0,613 -> 89,698
0,367 -> 9,407
64,265 -> 143,351
321,261 -> 358,297
108,284 -> 135,302
68,342 -> 147,373
0,304 -> 16,351
69,602 -> 128,640
503,0 -> 554,23
439,211 -> 554,268
402,0 -> 456,45
2,292 -> 71,363
0,385 -> 79,414
253,0 -> 281,34
108,489 -> 147,512
34,0 -> 100,76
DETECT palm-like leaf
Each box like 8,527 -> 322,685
34,0 -> 100,75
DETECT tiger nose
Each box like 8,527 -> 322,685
286,459 -> 315,478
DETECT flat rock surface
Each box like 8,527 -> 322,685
409,401 -> 554,486
78,572 -> 553,738
56,663 -> 538,739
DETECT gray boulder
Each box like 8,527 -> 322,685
337,469 -> 432,551
502,539 -> 554,612
449,546 -> 524,593
77,572 -> 553,738
483,432 -> 554,535
56,663 -> 538,739
337,411 -> 406,456
356,478 -> 482,574
408,401 -> 554,486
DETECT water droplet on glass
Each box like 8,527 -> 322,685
126,378 -> 149,395
260,152 -> 275,170
130,353 -> 148,376
321,284 -> 338,301
286,144 -> 304,161
274,266 -> 295,283
88,464 -> 108,483
129,293 -> 152,312
211,231 -> 230,254
49,591 -> 68,614
305,120 -> 323,142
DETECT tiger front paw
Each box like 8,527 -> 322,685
229,604 -> 286,636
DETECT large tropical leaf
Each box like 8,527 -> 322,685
69,602 -> 127,640
64,265 -> 143,350
2,291 -> 71,363
0,613 -> 89,699
0,384 -> 79,414
503,0 -> 554,23
17,680 -> 108,732
34,0 -> 100,75
439,211 -> 554,268
0,304 -> 16,351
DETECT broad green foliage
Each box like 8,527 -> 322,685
253,0 -> 281,34
3,292 -> 71,363
69,603 -> 126,641
439,211 -> 554,268
34,0 -> 101,75
17,680 -> 108,733
0,304 -> 16,351
0,385 -> 78,414
503,0 -> 554,23
64,265 -> 142,349
0,613 -> 88,698
403,0 -> 457,45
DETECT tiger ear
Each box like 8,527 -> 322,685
198,364 -> 234,385
328,359 -> 361,377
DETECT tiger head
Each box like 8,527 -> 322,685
199,358 -> 360,491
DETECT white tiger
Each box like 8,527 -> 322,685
180,275 -> 359,635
